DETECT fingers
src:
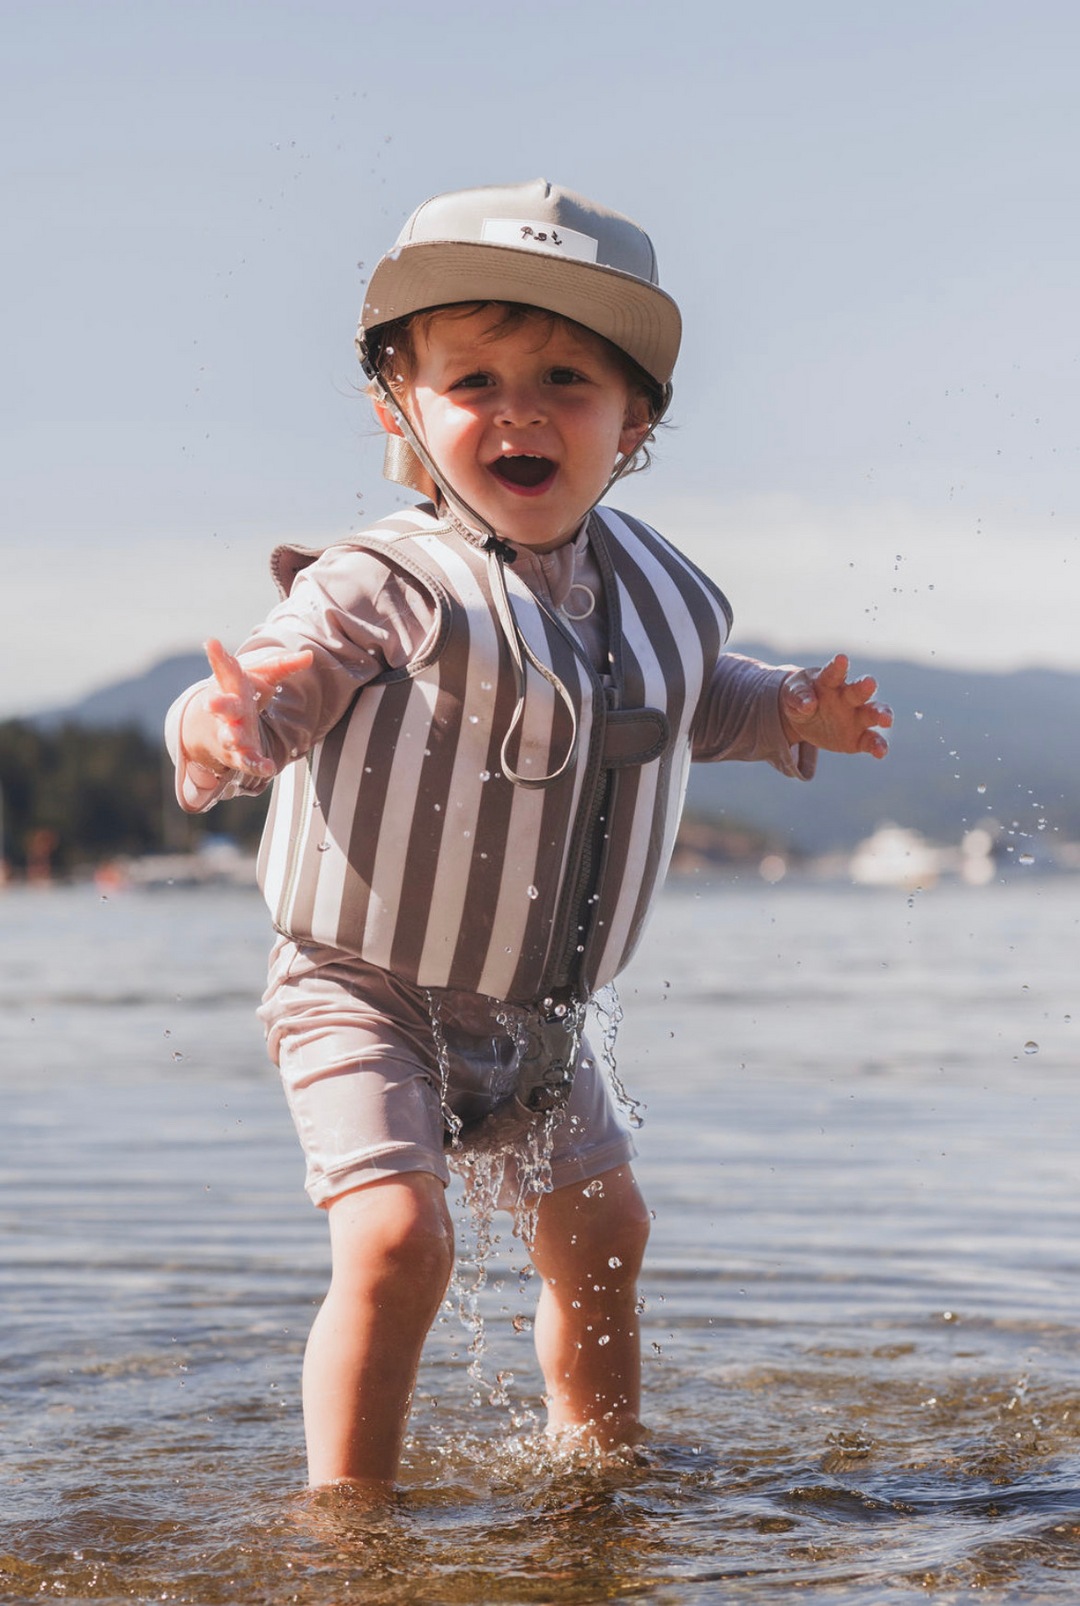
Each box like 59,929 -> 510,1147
205,637 -> 245,695
816,653 -> 850,688
202,639 -> 268,776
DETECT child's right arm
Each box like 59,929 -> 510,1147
165,543 -> 442,814
180,638 -> 313,782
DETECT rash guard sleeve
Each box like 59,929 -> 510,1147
691,652 -> 817,780
165,548 -> 438,814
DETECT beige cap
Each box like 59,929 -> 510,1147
358,178 -> 681,386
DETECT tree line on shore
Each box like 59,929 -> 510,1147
0,721 -> 268,877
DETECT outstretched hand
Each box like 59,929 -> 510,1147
779,654 -> 892,759
186,638 -> 314,779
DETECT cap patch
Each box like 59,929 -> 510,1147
481,217 -> 599,263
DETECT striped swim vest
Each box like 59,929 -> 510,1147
257,504 -> 731,1005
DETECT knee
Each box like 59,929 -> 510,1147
537,1170 -> 651,1294
328,1175 -> 454,1301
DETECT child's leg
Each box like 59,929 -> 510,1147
303,1172 -> 454,1488
526,1163 -> 650,1448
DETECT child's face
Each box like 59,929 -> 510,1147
379,307 -> 651,550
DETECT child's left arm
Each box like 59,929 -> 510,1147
778,654 -> 891,759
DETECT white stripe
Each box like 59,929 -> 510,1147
308,705 -> 376,945
412,539 -> 501,986
361,677 -> 439,965
598,509 -> 714,717
261,761 -> 299,920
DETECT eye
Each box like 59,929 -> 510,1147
450,370 -> 492,391
547,366 -> 587,386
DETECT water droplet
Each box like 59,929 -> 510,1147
172,1051 -> 184,1061
479,769 -> 491,782
914,710 -> 924,720
468,714 -> 480,724
316,841 -> 331,853
1018,852 -> 1035,865
163,1029 -> 171,1038
977,783 -> 987,794
480,680 -> 493,691
511,1313 -> 532,1333
598,1334 -> 611,1346
526,885 -> 539,899
582,1179 -> 604,1198
608,1256 -> 622,1269
1024,1041 -> 1039,1055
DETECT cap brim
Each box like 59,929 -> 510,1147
361,241 -> 681,385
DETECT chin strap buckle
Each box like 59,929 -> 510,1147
483,532 -> 517,564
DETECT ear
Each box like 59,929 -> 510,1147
618,393 -> 654,459
372,395 -> 405,438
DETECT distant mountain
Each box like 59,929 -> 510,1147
689,642 -> 1080,853
35,644 -> 1080,854
37,653 -> 208,739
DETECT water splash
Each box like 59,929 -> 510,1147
422,992 -> 589,1413
592,984 -> 645,1128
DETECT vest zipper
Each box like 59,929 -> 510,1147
545,761 -> 616,999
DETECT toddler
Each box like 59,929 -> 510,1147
167,179 -> 891,1491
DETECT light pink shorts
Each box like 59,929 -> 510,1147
258,938 -> 635,1209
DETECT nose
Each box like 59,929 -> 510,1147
495,382 -> 546,428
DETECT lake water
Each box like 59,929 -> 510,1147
1,873 -> 1078,1604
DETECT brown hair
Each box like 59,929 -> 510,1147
370,301 -> 667,474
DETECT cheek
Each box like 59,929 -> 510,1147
413,396 -> 480,459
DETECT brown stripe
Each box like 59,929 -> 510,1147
282,715 -> 349,940
604,512 -> 728,967
582,515 -> 692,987
446,595 -> 524,992
616,510 -> 731,655
334,682 -> 411,949
507,602 -> 589,1001
388,593 -> 474,979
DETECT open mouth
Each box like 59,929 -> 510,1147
488,454 -> 557,493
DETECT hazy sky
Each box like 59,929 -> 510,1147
3,0 -> 1077,716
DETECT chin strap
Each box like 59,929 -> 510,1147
484,540 -> 580,789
